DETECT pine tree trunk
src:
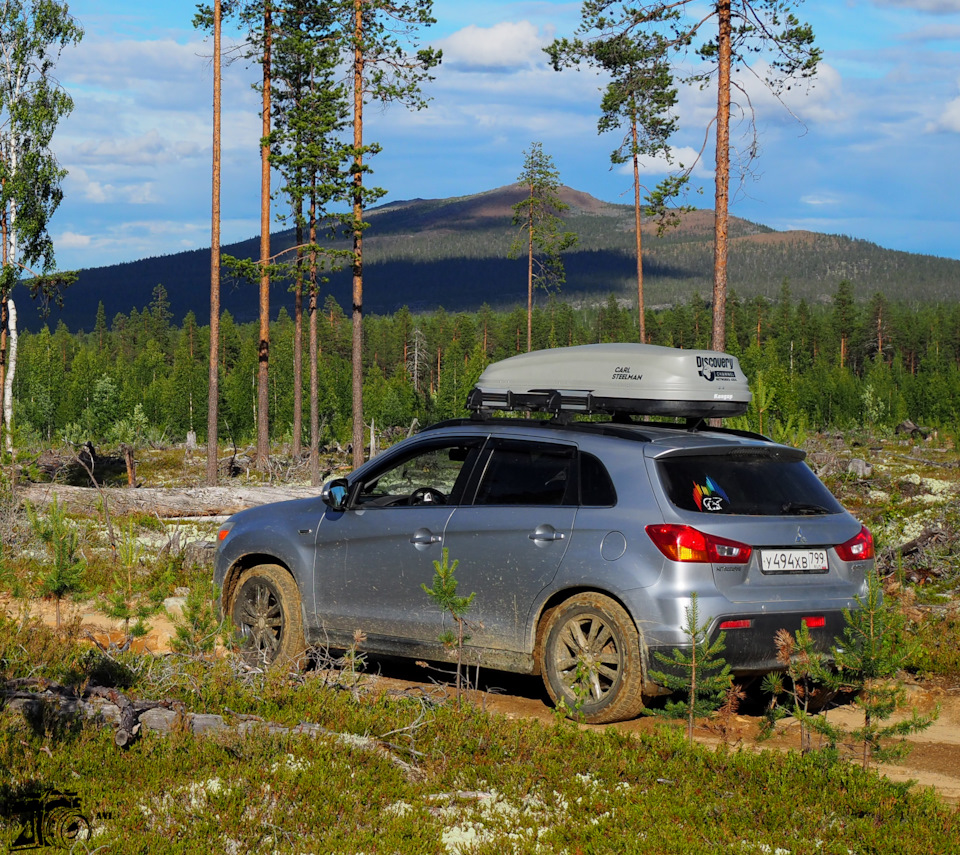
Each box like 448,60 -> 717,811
257,2 -> 273,469
526,188 -> 534,352
712,0 -> 732,352
351,0 -> 365,469
4,297 -> 16,455
632,115 -> 645,344
206,0 -> 222,487
293,230 -> 303,459
309,189 -> 320,486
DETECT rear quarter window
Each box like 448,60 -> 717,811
656,451 -> 844,516
580,452 -> 617,506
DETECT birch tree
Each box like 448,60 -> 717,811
0,0 -> 81,455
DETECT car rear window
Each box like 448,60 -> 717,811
656,451 -> 844,516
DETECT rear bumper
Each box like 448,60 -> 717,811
648,609 -> 847,676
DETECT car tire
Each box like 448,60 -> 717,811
229,564 -> 305,667
540,592 -> 645,724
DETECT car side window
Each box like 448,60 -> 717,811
580,452 -> 617,506
473,440 -> 577,506
355,439 -> 484,508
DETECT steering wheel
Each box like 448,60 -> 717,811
410,486 -> 447,506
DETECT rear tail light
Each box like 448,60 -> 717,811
646,524 -> 752,564
719,619 -> 752,630
834,525 -> 874,561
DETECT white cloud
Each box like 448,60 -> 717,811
74,129 -> 202,166
616,145 -> 713,179
53,218 -> 211,266
801,194 -> 842,207
435,21 -> 552,70
64,167 -> 158,205
57,231 -> 92,250
61,36 -> 219,98
42,1 -> 960,270
898,23 -> 960,39
720,60 -> 848,127
927,95 -> 960,132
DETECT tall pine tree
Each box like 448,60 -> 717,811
509,142 -> 577,353
332,0 -> 441,468
547,12 -> 683,342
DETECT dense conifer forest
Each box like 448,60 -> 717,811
12,278 -> 960,450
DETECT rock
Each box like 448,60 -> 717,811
847,458 -> 873,479
895,419 -> 930,439
184,540 -> 217,567
163,597 -> 187,615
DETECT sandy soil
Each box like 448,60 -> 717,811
10,596 -> 960,806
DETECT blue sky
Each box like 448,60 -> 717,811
50,0 -> 960,275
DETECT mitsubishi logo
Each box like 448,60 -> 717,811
795,527 -> 807,544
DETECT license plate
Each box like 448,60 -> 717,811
760,549 -> 829,574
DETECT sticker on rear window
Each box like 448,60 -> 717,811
693,477 -> 729,512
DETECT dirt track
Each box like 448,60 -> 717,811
11,596 -> 960,806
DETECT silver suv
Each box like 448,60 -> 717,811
214,344 -> 874,723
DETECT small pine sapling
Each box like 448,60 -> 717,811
170,583 -> 224,657
422,548 -> 475,702
648,593 -> 733,743
832,569 -> 937,769
101,575 -> 167,643
100,519 -> 167,643
340,628 -> 368,681
26,496 -> 85,629
763,622 -> 838,753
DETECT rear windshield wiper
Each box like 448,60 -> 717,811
780,502 -> 830,516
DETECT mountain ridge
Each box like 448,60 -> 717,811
29,184 -> 960,332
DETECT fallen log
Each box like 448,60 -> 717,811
16,484 -> 322,518
3,684 -> 423,782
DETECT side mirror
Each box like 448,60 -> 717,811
321,477 -> 349,511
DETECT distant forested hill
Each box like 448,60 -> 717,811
29,185 -> 960,331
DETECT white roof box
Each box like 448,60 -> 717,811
467,343 -> 752,419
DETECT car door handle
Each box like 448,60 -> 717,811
410,528 -> 442,545
529,524 -> 566,543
